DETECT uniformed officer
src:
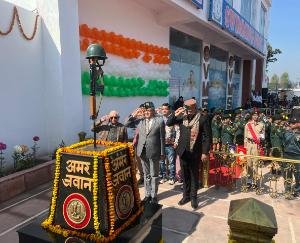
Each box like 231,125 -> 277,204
233,108 -> 245,146
221,112 -> 235,151
282,107 -> 300,197
244,109 -> 265,186
270,114 -> 284,155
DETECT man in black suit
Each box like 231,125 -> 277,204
167,99 -> 211,209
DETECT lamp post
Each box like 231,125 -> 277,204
86,43 -> 107,148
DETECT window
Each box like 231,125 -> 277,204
259,4 -> 266,35
169,28 -> 202,105
240,0 -> 252,23
207,45 -> 228,109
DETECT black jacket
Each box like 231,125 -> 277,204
166,112 -> 211,156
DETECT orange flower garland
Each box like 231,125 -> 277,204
0,6 -> 39,40
93,155 -> 102,237
104,157 -> 115,236
42,139 -> 143,242
79,24 -> 170,64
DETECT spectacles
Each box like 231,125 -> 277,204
110,116 -> 119,119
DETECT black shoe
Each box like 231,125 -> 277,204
191,198 -> 198,209
178,197 -> 190,205
150,197 -> 158,204
138,178 -> 144,185
143,196 -> 151,203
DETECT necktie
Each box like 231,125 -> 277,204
145,119 -> 149,134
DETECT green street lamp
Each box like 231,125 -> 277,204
86,43 -> 107,148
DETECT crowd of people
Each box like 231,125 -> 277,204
243,90 -> 300,110
93,98 -> 300,209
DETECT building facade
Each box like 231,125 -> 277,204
0,0 -> 271,165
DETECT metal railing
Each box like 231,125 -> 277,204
210,150 -> 300,199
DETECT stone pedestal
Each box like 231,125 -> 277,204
41,140 -> 143,242
228,197 -> 278,243
18,202 -> 162,243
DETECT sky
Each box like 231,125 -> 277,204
268,0 -> 300,83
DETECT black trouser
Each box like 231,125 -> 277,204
180,150 -> 200,199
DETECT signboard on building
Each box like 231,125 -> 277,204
209,0 -> 265,54
190,0 -> 203,9
209,0 -> 223,25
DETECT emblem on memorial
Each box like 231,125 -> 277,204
63,193 -> 91,229
115,185 -> 134,220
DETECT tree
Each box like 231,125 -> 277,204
266,43 -> 282,71
268,74 -> 279,90
280,72 -> 289,89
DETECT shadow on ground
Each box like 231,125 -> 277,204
161,207 -> 203,243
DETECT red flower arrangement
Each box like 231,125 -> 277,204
0,142 -> 7,150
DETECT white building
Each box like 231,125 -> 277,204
0,0 -> 271,167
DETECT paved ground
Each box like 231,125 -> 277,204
0,176 -> 299,243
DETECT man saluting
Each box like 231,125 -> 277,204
167,99 -> 211,209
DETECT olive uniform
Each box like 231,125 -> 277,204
234,113 -> 246,146
270,115 -> 284,155
282,107 -> 300,195
221,113 -> 235,151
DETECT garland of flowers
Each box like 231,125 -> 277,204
41,148 -> 62,227
93,155 -> 102,237
42,139 -> 143,242
103,157 -> 116,237
61,139 -> 127,157
0,6 -> 39,40
103,155 -> 144,241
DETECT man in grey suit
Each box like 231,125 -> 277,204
125,102 -> 165,204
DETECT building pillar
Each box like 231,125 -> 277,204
241,60 -> 252,106
255,58 -> 263,92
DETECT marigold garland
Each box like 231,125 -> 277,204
61,139 -> 127,157
42,139 -> 143,242
104,157 -> 115,236
0,6 -> 39,40
41,147 -> 62,227
93,155 -> 102,237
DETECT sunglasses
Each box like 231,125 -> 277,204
110,116 -> 119,119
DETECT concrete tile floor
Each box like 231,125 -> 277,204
146,178 -> 300,243
0,177 -> 299,243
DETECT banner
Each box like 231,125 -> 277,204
209,0 -> 265,54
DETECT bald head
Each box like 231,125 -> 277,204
109,110 -> 120,124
